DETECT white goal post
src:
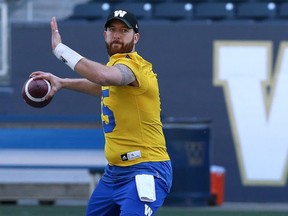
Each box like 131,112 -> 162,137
0,2 -> 8,77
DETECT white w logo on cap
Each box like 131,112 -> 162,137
114,10 -> 127,18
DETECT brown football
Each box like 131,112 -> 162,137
22,78 -> 52,108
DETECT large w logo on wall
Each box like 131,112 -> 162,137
213,41 -> 288,186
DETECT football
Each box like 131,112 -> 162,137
22,77 -> 52,108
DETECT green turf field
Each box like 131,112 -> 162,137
1,206 -> 288,216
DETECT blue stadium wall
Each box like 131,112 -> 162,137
1,20 -> 288,202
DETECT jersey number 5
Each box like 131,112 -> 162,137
102,89 -> 116,133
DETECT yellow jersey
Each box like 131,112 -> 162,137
101,52 -> 170,166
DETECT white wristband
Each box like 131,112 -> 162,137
53,43 -> 84,70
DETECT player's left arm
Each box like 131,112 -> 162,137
51,17 -> 137,87
75,60 -> 138,87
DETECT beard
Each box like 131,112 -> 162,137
105,37 -> 134,57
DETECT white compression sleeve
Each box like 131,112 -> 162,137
53,43 -> 84,70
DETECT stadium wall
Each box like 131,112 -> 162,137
1,20 -> 288,202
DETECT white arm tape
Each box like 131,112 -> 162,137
53,43 -> 84,70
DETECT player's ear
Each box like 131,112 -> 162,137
134,33 -> 140,44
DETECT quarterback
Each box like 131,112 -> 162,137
31,9 -> 172,216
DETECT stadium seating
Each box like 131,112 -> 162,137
278,2 -> 288,18
236,2 -> 277,20
195,2 -> 235,20
70,2 -> 111,20
112,2 -> 153,19
69,0 -> 288,22
153,3 -> 193,20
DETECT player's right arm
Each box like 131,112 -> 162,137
61,77 -> 102,97
30,71 -> 102,99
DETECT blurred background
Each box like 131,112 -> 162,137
1,0 -> 288,209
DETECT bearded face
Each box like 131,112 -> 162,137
105,34 -> 135,57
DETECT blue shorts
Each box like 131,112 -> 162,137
86,161 -> 172,216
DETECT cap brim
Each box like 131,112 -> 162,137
105,17 -> 133,29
